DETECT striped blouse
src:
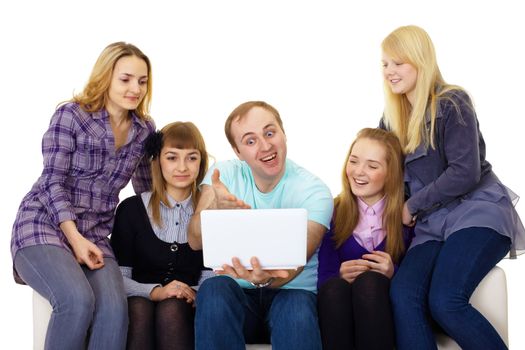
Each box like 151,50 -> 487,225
117,192 -> 214,298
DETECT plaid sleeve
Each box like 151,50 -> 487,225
131,153 -> 152,194
131,119 -> 155,194
36,105 -> 78,225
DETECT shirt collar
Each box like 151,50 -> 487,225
163,193 -> 193,211
92,108 -> 148,129
130,110 -> 148,129
357,196 -> 386,216
90,108 -> 106,120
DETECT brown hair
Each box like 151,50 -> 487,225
149,122 -> 208,227
224,101 -> 285,151
333,128 -> 405,263
72,41 -> 152,120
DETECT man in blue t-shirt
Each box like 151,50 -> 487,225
189,101 -> 333,350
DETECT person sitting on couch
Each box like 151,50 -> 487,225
188,101 -> 333,350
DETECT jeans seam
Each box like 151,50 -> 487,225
16,250 -> 57,306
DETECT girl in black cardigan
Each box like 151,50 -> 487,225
111,121 -> 209,350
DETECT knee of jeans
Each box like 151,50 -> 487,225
100,291 -> 128,321
390,274 -> 425,312
274,291 -> 317,325
428,286 -> 467,324
196,276 -> 240,306
55,287 -> 95,318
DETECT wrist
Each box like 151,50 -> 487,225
150,286 -> 162,301
67,234 -> 87,250
250,277 -> 275,288
406,200 -> 418,217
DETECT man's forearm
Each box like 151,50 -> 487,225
306,221 -> 326,259
188,213 -> 203,250
269,267 -> 304,288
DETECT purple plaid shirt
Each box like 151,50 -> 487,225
11,102 -> 155,263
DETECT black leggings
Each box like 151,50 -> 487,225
126,296 -> 195,350
318,271 -> 395,350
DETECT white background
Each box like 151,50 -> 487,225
1,1 -> 523,348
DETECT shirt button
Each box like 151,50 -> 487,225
170,244 -> 178,252
176,204 -> 180,207
175,222 -> 179,226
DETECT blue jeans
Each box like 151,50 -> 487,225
15,245 -> 128,350
195,276 -> 321,350
390,227 -> 510,350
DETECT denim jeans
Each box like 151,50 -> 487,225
195,276 -> 321,350
390,227 -> 510,350
15,245 -> 128,350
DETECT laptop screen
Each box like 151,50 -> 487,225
200,208 -> 307,270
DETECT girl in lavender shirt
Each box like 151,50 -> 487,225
317,128 -> 411,350
11,42 -> 155,349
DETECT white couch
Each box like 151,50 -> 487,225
33,266 -> 508,350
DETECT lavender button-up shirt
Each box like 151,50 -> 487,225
353,197 -> 386,252
11,102 -> 155,264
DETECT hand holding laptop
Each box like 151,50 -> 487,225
216,257 -> 291,287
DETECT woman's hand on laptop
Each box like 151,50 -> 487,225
211,169 -> 251,209
217,257 -> 289,287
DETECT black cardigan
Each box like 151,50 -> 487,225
110,195 -> 204,286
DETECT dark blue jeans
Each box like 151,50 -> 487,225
390,227 -> 510,350
195,276 -> 321,350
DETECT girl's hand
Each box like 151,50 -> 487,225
70,236 -> 104,270
361,251 -> 394,279
339,259 -> 370,284
60,220 -> 104,270
150,280 -> 196,304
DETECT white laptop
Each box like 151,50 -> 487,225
200,208 -> 307,270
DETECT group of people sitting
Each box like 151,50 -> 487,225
11,25 -> 525,350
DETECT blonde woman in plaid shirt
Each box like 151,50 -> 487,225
11,42 -> 155,350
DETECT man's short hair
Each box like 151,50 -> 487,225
224,101 -> 285,150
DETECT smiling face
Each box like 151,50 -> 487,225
346,137 -> 388,206
106,55 -> 149,117
159,147 -> 202,201
382,52 -> 418,105
230,106 -> 287,193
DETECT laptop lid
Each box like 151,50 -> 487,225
200,208 -> 307,270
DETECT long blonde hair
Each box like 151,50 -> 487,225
381,25 -> 463,153
149,122 -> 208,227
333,128 -> 405,263
72,41 -> 152,120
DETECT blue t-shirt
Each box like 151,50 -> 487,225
202,158 -> 333,292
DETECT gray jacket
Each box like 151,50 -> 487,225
381,89 -> 524,255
